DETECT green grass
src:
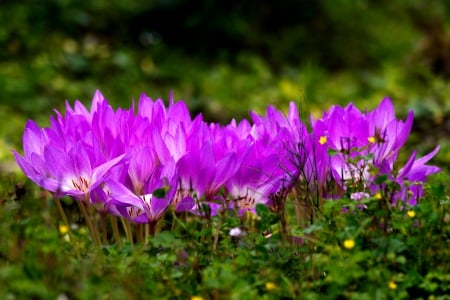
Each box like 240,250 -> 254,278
1,170 -> 448,299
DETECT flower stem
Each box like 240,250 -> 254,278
144,223 -> 150,245
213,217 -> 221,251
100,212 -> 108,244
77,200 -> 101,247
110,215 -> 122,249
120,217 -> 134,245
54,197 -> 70,229
54,197 -> 80,258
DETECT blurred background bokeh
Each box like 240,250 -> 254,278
1,0 -> 449,171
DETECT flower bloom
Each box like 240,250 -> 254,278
265,282 -> 277,291
388,281 -> 397,290
13,90 -> 440,228
407,210 -> 416,218
12,94 -> 127,204
58,224 -> 69,235
229,227 -> 245,237
343,239 -> 355,249
310,97 -> 440,205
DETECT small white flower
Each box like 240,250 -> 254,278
229,227 -> 244,237
350,192 -> 369,201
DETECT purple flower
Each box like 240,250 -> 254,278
311,97 -> 440,205
366,98 -> 414,168
106,186 -> 168,224
225,141 -> 281,214
249,102 -> 312,186
13,88 -> 441,230
105,157 -> 177,223
385,146 -> 440,206
13,96 -> 127,203
174,125 -> 241,214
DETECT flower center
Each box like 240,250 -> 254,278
236,195 -> 256,209
127,206 -> 142,219
71,176 -> 90,192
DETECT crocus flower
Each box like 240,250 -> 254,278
311,97 -> 440,205
249,102 -> 312,186
377,145 -> 441,206
366,98 -> 414,171
105,157 -> 177,223
311,103 -> 374,186
225,141 -> 282,213
13,112 -> 126,203
175,137 -> 241,214
14,89 -> 441,231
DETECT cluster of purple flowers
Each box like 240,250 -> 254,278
311,98 -> 440,205
13,91 -> 440,224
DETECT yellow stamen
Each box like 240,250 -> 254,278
368,136 -> 376,144
319,136 -> 327,145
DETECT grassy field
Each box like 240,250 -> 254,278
0,166 -> 449,299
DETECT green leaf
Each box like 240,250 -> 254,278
152,187 -> 167,198
255,203 -> 270,217
327,149 -> 339,156
374,174 -> 389,185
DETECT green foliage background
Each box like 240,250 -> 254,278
1,1 -> 449,168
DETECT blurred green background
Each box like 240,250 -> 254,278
1,0 -> 449,171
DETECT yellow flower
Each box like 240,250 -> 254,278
191,296 -> 204,300
407,210 -> 416,218
368,136 -> 376,144
319,136 -> 327,145
343,239 -> 355,249
59,224 -> 69,235
374,192 -> 382,200
265,282 -> 277,291
388,281 -> 397,290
